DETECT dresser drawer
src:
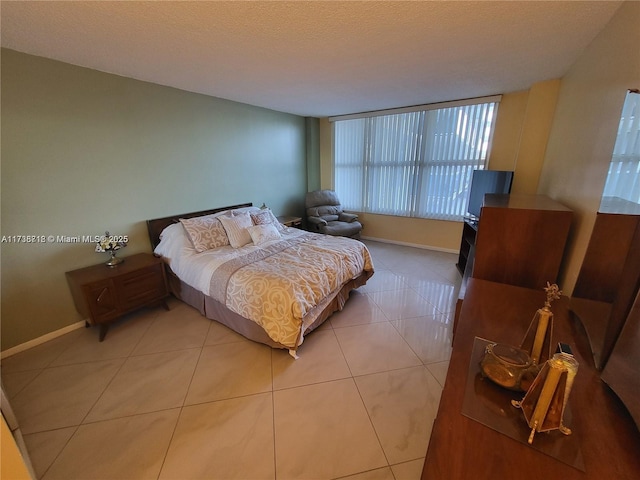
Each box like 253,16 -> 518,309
117,263 -> 167,311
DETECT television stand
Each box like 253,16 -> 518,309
456,217 -> 478,275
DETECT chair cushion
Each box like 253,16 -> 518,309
307,204 -> 343,218
321,220 -> 362,237
305,189 -> 341,208
339,212 -> 358,223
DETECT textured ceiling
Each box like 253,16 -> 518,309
0,1 -> 623,117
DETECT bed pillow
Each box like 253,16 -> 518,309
154,222 -> 196,264
218,212 -> 253,248
248,223 -> 282,245
179,214 -> 230,252
250,208 -> 285,231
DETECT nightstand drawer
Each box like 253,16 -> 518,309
83,279 -> 119,324
118,263 -> 167,310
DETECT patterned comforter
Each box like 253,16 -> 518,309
208,232 -> 374,348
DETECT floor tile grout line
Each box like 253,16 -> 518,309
181,389 -> 274,409
122,308 -> 162,360
76,357 -> 128,428
4,368 -> 47,402
351,363 -> 433,381
269,345 -> 278,479
271,389 -> 278,480
155,406 -> 187,480
351,375 -> 392,469
148,310 -> 211,480
326,326 -> 354,379
351,362 -> 441,475
34,424 -> 82,480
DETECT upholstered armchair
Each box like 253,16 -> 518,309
305,189 -> 363,238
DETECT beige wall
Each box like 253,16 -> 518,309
1,49 -> 308,351
510,80 -> 562,194
318,83 -> 559,251
538,1 -> 640,294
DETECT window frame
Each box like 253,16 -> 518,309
331,95 -> 501,221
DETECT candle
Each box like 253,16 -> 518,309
553,353 -> 579,416
530,309 -> 550,364
528,358 -> 564,443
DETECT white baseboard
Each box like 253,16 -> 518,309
361,235 -> 459,254
1,320 -> 86,360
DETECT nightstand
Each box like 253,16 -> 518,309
277,216 -> 302,228
66,253 -> 169,341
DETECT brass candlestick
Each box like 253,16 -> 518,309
520,283 -> 561,365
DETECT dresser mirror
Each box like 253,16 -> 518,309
599,89 -> 639,215
570,88 -> 640,429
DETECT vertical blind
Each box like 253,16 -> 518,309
603,90 -> 640,203
333,97 -> 499,221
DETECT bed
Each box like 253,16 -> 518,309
146,203 -> 374,357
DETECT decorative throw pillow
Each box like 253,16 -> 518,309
247,223 -> 282,245
218,212 -> 253,248
251,209 -> 285,231
180,215 -> 229,252
250,210 -> 273,226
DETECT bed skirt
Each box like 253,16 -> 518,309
165,266 -> 372,350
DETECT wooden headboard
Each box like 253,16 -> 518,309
146,203 -> 252,250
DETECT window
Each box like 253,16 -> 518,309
602,90 -> 640,204
332,97 -> 500,221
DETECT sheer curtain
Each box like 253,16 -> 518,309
333,97 -> 499,221
603,91 -> 640,203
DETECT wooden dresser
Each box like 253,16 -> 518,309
66,253 -> 169,340
422,279 -> 640,479
472,194 -> 572,290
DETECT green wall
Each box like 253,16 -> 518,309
1,49 -> 309,350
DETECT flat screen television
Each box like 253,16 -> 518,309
466,170 -> 514,220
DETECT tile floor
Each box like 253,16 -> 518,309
1,240 -> 461,480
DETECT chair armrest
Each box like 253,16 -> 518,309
308,217 -> 328,226
339,212 -> 358,223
